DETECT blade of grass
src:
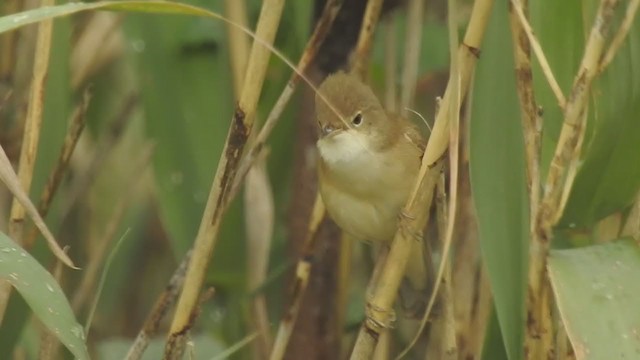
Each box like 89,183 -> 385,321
211,333 -> 259,360
0,232 -> 88,360
84,229 -> 130,335
0,146 -> 76,269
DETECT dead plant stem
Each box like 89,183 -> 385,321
351,0 -> 384,77
529,1 -> 621,358
167,0 -> 286,352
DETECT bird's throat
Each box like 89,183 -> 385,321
317,130 -> 375,167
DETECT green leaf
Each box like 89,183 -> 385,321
0,1 -> 228,37
548,239 -> 640,359
469,4 -> 529,360
482,306 -> 509,360
558,10 -> 640,229
0,232 -> 88,360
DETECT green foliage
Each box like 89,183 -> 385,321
0,232 -> 89,359
559,8 -> 640,229
469,4 -> 528,359
549,239 -> 640,359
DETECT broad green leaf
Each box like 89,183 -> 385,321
558,9 -> 640,229
482,307 -> 509,360
469,4 -> 529,360
0,1 -> 237,37
0,232 -> 88,360
548,239 -> 640,359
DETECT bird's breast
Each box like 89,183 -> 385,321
317,135 -> 420,243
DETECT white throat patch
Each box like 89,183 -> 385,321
317,130 -> 373,166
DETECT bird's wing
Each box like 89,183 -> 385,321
387,112 -> 427,154
401,118 -> 427,155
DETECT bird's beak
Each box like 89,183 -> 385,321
320,123 -> 337,138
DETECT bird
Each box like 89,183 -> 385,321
315,71 -> 429,311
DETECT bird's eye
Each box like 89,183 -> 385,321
352,113 -> 363,126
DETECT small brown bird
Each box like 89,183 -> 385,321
315,71 -> 429,305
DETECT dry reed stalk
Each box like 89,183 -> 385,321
599,0 -> 640,72
506,2 -> 547,356
57,93 -> 138,221
422,0 -> 494,166
351,0 -> 384,77
508,0 -> 541,215
350,0 -> 495,356
230,0 -> 344,197
132,2 -> 342,357
163,288 -> 214,360
225,0 -> 250,92
402,0 -> 463,355
232,3 -> 343,353
125,249 -> 192,360
8,0 -> 54,248
424,173 -> 455,360
528,1 -> 621,358
224,1 -> 274,357
372,331 -> 390,360
436,173 -> 458,359
231,9 -> 346,346
23,89 -> 91,249
167,0 -> 286,351
510,0 -> 566,109
269,195 -> 325,360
